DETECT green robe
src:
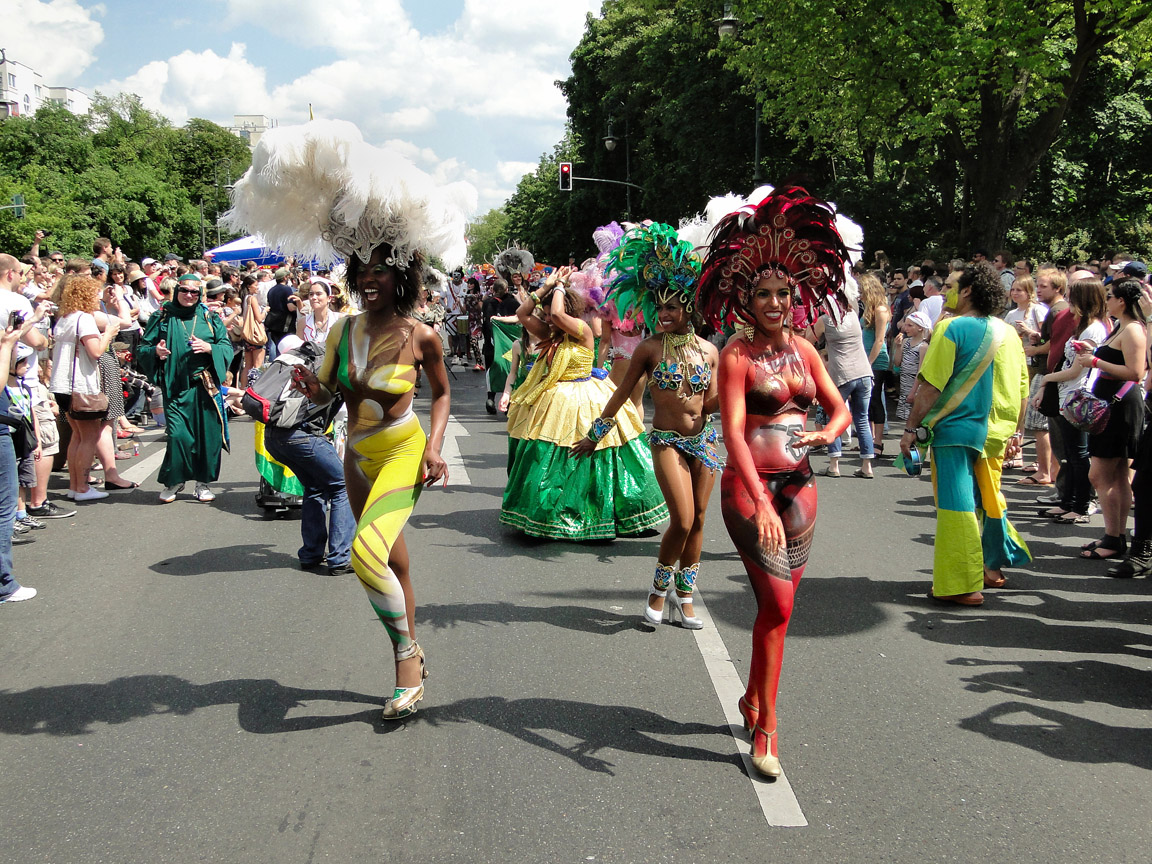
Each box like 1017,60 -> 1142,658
138,302 -> 233,486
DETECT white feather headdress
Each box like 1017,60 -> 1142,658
224,120 -> 477,269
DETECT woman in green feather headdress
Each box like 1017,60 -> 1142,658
572,223 -> 721,630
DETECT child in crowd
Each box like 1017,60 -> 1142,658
895,310 -> 932,422
7,344 -> 43,533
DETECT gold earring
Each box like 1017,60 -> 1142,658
743,323 -> 756,342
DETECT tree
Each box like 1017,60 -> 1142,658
716,0 -> 1152,252
466,207 -> 511,266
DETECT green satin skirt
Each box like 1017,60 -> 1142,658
500,437 -> 668,541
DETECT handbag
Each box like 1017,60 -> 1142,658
1059,370 -> 1135,434
67,316 -> 110,420
240,297 -> 267,346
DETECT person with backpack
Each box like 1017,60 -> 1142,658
254,337 -> 355,576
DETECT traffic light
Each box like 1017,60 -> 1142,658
558,162 -> 572,192
11,194 -> 24,219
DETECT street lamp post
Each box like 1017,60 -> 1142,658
603,113 -> 632,219
714,6 -> 763,185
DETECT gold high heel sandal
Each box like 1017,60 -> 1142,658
751,725 -> 781,777
738,696 -> 758,738
381,644 -> 427,721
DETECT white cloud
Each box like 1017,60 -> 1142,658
94,0 -> 604,212
100,43 -> 270,126
5,0 -> 105,83
497,161 -> 538,184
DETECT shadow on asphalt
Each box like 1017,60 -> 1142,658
417,697 -> 736,775
150,543 -> 299,575
958,701 -> 1152,770
418,599 -> 653,636
0,675 -> 382,737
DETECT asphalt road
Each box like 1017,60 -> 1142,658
3,367 -> 1151,864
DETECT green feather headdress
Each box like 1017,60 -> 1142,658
603,223 -> 702,329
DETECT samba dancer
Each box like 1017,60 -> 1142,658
572,224 -> 720,628
697,186 -> 853,777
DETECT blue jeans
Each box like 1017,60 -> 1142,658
827,375 -> 875,458
0,432 -> 19,595
264,426 -> 355,567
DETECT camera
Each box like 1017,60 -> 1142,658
8,311 -> 25,329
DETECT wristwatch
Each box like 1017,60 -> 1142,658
904,426 -> 930,443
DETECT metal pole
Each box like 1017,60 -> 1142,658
752,103 -> 762,184
624,114 -> 632,218
199,197 -> 206,254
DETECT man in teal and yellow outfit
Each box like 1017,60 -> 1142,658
900,262 -> 1031,605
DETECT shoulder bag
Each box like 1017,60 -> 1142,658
240,296 -> 267,346
68,316 -> 109,420
1060,369 -> 1135,435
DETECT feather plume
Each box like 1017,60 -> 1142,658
224,119 -> 476,269
603,223 -> 701,329
697,185 -> 851,331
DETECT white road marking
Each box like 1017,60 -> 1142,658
119,447 -> 167,486
441,415 -> 472,487
688,589 -> 809,828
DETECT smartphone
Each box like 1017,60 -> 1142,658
1069,340 -> 1089,352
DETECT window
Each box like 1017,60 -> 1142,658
7,74 -> 15,87
34,85 -> 41,96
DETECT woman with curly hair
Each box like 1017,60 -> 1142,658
48,276 -> 121,502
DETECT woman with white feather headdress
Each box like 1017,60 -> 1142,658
226,120 -> 475,721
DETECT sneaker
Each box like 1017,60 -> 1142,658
17,515 -> 45,530
74,487 -> 110,502
12,519 -> 30,535
27,501 -> 76,519
328,563 -> 355,577
194,483 -> 216,502
158,483 -> 185,504
1086,500 -> 1101,516
0,585 -> 37,603
12,527 -> 33,544
1035,492 -> 1061,505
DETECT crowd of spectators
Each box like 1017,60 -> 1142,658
3,229 -> 1150,605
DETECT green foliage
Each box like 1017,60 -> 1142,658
0,95 -> 252,261
466,207 -> 511,266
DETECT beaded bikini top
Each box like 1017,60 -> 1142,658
650,330 -> 710,399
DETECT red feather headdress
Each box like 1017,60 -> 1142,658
697,186 -> 850,331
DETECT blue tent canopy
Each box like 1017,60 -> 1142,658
204,235 -> 284,267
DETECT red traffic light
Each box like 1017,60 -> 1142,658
559,162 -> 573,191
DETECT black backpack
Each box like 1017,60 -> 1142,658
242,341 -> 326,428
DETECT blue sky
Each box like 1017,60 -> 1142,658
12,0 -> 602,212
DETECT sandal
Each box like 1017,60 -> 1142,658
1016,476 -> 1053,486
852,468 -> 874,479
1042,506 -> 1070,518
1080,535 -> 1126,559
1057,511 -> 1090,524
822,468 -> 841,478
983,570 -> 1007,588
1003,458 -> 1024,469
1021,462 -> 1040,474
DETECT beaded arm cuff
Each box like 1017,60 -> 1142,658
586,416 -> 617,444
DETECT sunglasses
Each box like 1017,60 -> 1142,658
50,257 -> 64,263
177,288 -> 200,296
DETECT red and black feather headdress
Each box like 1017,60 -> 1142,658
697,185 -> 850,331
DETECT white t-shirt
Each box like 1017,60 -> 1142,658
1057,319 -> 1109,400
301,310 -> 343,344
920,294 -> 945,326
49,311 -> 102,396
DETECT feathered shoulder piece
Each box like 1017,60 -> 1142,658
493,244 -> 535,280
697,185 -> 851,330
224,119 -> 476,269
604,223 -> 701,328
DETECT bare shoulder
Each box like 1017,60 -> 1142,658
695,333 -> 720,363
